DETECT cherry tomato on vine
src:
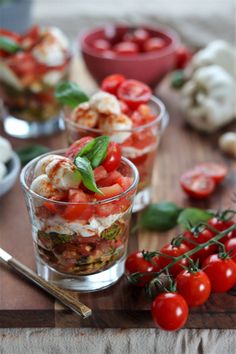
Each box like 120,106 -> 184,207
159,243 -> 190,277
183,228 -> 217,264
225,238 -> 236,263
202,254 -> 236,292
117,79 -> 152,110
125,251 -> 161,287
208,217 -> 236,243
101,74 -> 126,95
152,292 -> 189,331
194,162 -> 228,185
102,142 -> 122,172
180,170 -> 215,199
176,270 -> 211,307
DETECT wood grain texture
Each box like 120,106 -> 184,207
0,61 -> 236,328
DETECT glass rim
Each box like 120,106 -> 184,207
20,149 -> 139,206
64,95 -> 167,133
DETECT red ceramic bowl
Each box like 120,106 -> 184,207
80,25 -> 180,87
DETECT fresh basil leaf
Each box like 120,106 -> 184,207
0,36 -> 21,53
78,136 -> 109,168
16,144 -> 49,165
177,208 -> 213,229
74,156 -> 102,194
140,201 -> 182,231
55,81 -> 89,108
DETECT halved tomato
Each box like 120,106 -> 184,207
65,137 -> 93,159
95,184 -> 123,201
101,74 -> 126,95
180,171 -> 215,199
117,79 -> 152,110
194,162 -> 228,185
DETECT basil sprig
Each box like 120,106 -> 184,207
55,81 -> 89,108
0,36 -> 21,53
78,136 -> 109,168
74,156 -> 102,194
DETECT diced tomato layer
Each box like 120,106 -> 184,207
98,170 -> 122,187
63,189 -> 93,221
131,104 -> 156,126
95,183 -> 123,201
117,176 -> 133,191
94,166 -> 108,181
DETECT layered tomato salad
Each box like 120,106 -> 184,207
27,136 -> 137,275
0,26 -> 70,121
63,75 -> 164,194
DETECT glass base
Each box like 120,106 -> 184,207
3,115 -> 63,139
36,255 -> 125,292
133,187 -> 151,212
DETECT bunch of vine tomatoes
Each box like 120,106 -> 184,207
125,212 -> 236,331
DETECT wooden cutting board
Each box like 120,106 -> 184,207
0,62 -> 236,328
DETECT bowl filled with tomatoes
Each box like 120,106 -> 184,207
20,136 -> 139,291
0,26 -> 71,138
80,25 -> 179,86
60,76 -> 169,212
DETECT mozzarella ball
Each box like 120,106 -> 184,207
90,91 -> 121,115
0,136 -> 12,163
34,155 -> 64,177
72,102 -> 99,128
98,113 -> 133,143
219,132 -> 236,158
31,174 -> 65,198
45,157 -> 81,190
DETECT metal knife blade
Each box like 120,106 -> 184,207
0,247 -> 12,262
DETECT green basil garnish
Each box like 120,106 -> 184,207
140,201 -> 182,232
55,81 -> 89,108
177,208 -> 213,229
0,36 -> 21,53
78,136 -> 109,168
74,156 -> 102,194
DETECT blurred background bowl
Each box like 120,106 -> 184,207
80,25 -> 180,87
0,152 -> 21,197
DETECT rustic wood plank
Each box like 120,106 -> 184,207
0,61 -> 236,328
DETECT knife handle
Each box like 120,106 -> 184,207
8,257 -> 92,319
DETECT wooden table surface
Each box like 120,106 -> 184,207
0,62 -> 236,328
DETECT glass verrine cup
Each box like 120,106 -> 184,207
64,96 -> 168,212
20,150 -> 139,292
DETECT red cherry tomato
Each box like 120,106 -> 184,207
143,37 -> 166,52
180,170 -> 215,199
176,270 -> 211,307
125,251 -> 161,287
175,46 -> 192,69
132,29 -> 150,46
101,74 -> 126,95
117,79 -> 152,110
225,238 -> 236,262
208,217 -> 236,243
92,39 -> 111,52
183,229 -> 217,264
159,243 -> 190,277
113,41 -> 139,55
152,292 -> 189,331
202,254 -> 236,292
102,142 -> 122,172
65,137 -> 94,159
194,162 -> 228,185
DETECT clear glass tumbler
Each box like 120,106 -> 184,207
0,55 -> 71,139
64,96 -> 168,212
20,150 -> 139,292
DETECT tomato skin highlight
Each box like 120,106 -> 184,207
101,74 -> 126,95
208,218 -> 236,243
152,293 -> 189,331
159,243 -> 190,277
202,254 -> 236,293
125,251 -> 161,287
176,270 -> 211,307
180,171 -> 215,199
